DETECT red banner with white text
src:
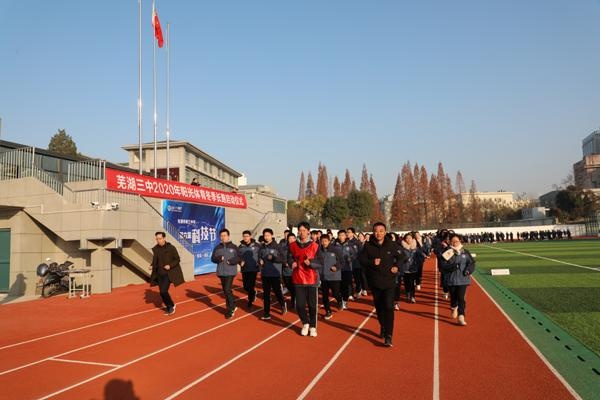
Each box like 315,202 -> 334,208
105,168 -> 247,209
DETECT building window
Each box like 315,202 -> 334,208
273,199 -> 286,214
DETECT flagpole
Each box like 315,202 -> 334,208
152,0 -> 158,178
137,0 -> 143,175
166,22 -> 170,181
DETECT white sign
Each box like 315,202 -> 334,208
491,268 -> 510,276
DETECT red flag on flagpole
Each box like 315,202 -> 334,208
152,2 -> 164,48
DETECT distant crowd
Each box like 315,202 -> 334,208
462,229 -> 572,243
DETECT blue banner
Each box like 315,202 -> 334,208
162,200 -> 225,275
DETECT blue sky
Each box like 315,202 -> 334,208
1,0 -> 600,199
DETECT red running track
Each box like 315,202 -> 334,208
0,259 -> 577,399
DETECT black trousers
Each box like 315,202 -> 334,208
371,286 -> 395,337
341,270 -> 353,300
416,262 -> 424,285
219,276 -> 236,313
242,271 -> 258,303
283,276 -> 296,306
262,276 -> 285,315
403,273 -> 417,299
440,272 -> 449,294
449,285 -> 468,316
158,273 -> 174,308
295,285 -> 318,328
321,280 -> 342,312
352,268 -> 364,293
360,268 -> 369,291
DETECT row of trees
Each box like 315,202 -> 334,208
551,174 -> 600,221
291,162 -> 493,230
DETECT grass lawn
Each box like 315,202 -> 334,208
468,240 -> 600,355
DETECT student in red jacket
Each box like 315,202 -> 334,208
288,221 -> 323,337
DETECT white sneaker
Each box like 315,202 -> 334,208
342,301 -> 348,310
394,302 -> 400,311
301,324 -> 310,336
309,327 -> 317,337
458,315 -> 467,326
348,295 -> 355,301
416,285 -> 421,291
451,307 -> 458,319
361,290 -> 368,296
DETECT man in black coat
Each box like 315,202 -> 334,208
150,231 -> 185,315
359,222 -> 405,347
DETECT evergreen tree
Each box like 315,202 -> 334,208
347,190 -> 374,229
418,165 -> 430,227
306,172 -> 316,198
360,164 -> 370,192
48,129 -> 78,156
468,180 -> 483,223
341,169 -> 352,198
455,170 -> 466,194
390,173 -> 405,229
298,172 -> 306,201
333,176 -> 341,197
316,162 -> 329,198
369,174 -> 385,223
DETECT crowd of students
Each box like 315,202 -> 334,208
150,222 -> 476,348
462,229 -> 572,243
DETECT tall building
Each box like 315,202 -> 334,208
122,141 -> 241,191
574,130 -> 600,189
582,130 -> 600,156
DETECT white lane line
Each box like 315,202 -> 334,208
481,245 -> 600,272
48,358 -> 121,368
38,308 -> 262,400
296,309 -> 375,400
164,319 -> 300,400
472,277 -> 581,400
0,296 -> 248,377
0,286 -> 239,351
433,265 -> 440,400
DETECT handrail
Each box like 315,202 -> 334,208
0,147 -> 75,202
67,159 -> 106,182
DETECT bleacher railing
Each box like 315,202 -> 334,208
0,147 -> 75,201
67,159 -> 106,182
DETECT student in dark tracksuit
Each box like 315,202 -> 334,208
211,229 -> 241,319
337,230 -> 357,308
359,222 -> 405,347
440,233 -> 475,326
414,232 -> 430,290
319,235 -> 343,320
258,228 -> 287,320
396,233 -> 420,305
288,222 -> 323,337
347,227 -> 366,296
281,233 -> 297,308
433,230 -> 451,300
238,230 -> 261,309
150,232 -> 185,315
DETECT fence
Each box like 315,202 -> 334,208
0,147 -> 75,201
67,160 -> 106,182
584,212 -> 600,237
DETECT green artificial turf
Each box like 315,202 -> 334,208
468,240 -> 600,355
